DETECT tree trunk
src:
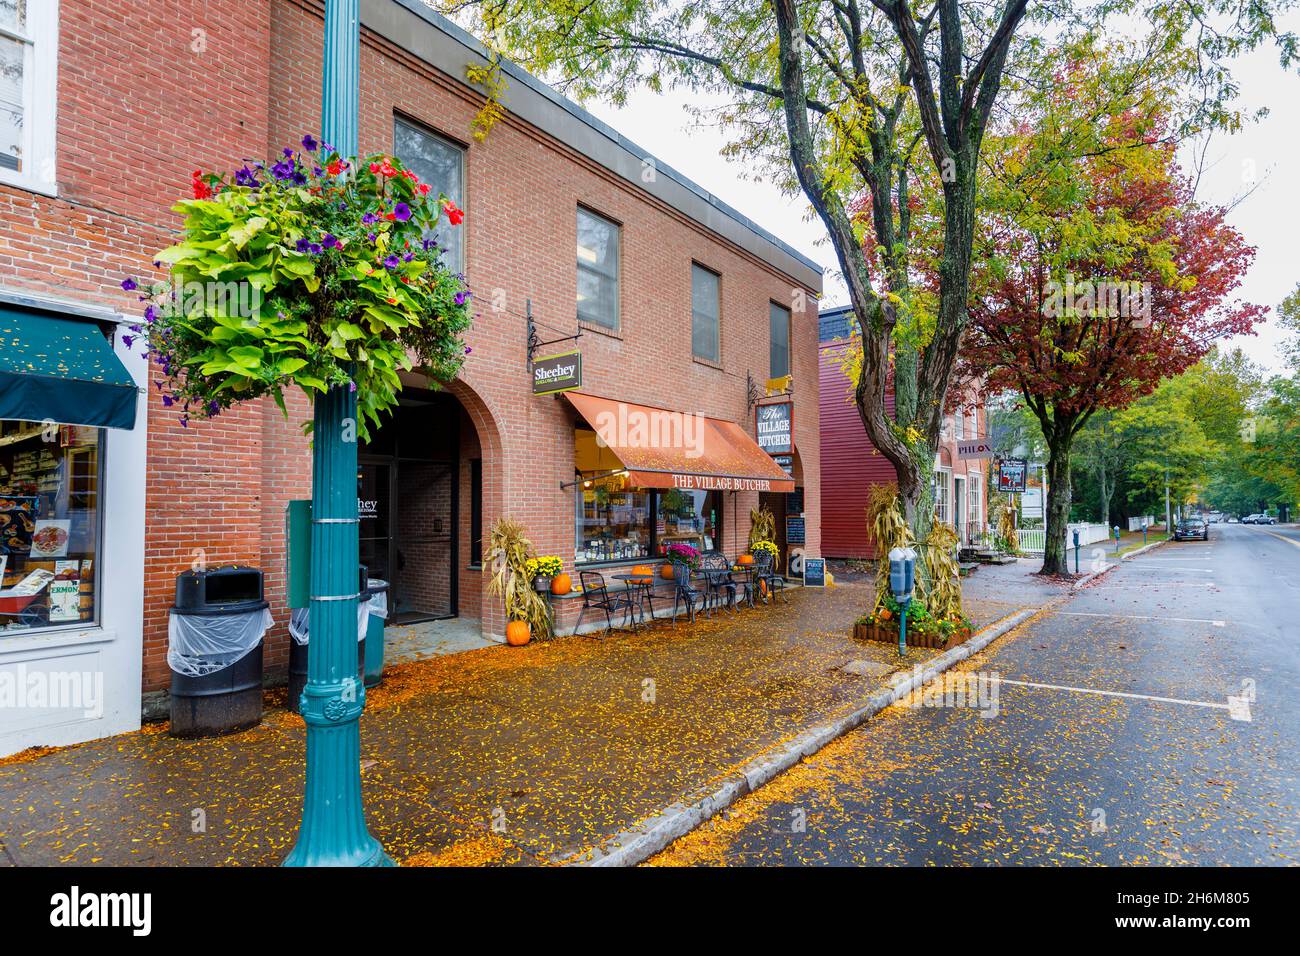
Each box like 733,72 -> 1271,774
1041,422 -> 1075,575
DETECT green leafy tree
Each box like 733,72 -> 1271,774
424,0 -> 1297,553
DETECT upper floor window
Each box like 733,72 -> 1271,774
0,0 -> 57,195
394,117 -> 465,276
770,301 -> 791,379
576,207 -> 619,330
691,263 -> 720,363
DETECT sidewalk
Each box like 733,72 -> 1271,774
0,571 -> 1043,867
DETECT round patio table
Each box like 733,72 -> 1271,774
610,572 -> 661,628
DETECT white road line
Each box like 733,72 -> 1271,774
1091,582 -> 1217,589
1122,566 -> 1215,573
1056,611 -> 1226,626
990,677 -> 1230,711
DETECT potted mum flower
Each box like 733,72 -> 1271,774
124,135 -> 472,433
525,555 -> 563,593
666,543 -> 701,585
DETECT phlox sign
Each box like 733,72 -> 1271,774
956,439 -> 993,460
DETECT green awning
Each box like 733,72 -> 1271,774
0,306 -> 139,429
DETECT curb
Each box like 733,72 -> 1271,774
574,606 -> 1040,867
1120,538 -> 1168,561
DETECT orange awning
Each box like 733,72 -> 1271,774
564,391 -> 795,494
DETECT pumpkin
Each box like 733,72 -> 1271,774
630,575 -> 653,585
550,573 -> 572,595
737,553 -> 755,566
505,620 -> 530,647
632,564 -> 654,577
878,608 -> 892,621
660,564 -> 676,579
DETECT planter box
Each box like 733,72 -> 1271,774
853,620 -> 974,650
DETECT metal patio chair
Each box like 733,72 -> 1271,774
577,570 -> 637,635
700,551 -> 739,614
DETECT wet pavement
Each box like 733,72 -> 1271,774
0,574 -> 1027,867
650,524 -> 1299,865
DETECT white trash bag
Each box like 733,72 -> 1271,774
168,606 -> 274,678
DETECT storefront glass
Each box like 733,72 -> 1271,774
656,488 -> 720,555
573,426 -> 725,564
0,419 -> 101,634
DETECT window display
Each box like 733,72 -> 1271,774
656,488 -> 720,555
577,475 -> 651,564
0,419 -> 100,633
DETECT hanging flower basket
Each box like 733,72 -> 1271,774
122,136 -> 473,433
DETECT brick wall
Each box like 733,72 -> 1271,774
5,0 -> 821,692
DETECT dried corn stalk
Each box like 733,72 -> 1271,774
748,506 -> 775,550
486,517 -> 552,640
865,482 -> 912,613
922,518 -> 963,621
997,502 -> 1019,554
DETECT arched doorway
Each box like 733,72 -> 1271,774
357,372 -> 504,642
758,444 -> 804,576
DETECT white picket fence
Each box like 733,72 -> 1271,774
1018,522 -> 1111,555
1128,515 -> 1156,532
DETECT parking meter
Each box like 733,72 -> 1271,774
1113,525 -> 1121,553
1072,528 -> 1080,574
1142,521 -> 1148,545
888,546 -> 916,657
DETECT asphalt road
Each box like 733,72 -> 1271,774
652,523 -> 1300,866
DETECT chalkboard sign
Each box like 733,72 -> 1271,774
803,557 -> 826,588
786,487 -> 804,514
786,515 -> 806,545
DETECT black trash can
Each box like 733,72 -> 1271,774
287,566 -> 368,714
169,566 -> 269,738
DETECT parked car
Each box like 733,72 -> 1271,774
1174,517 -> 1209,541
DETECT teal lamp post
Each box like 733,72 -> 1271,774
284,0 -> 391,867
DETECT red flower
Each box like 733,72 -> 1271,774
191,169 -> 213,200
326,159 -> 344,176
379,160 -> 397,178
369,162 -> 382,175
418,183 -> 431,195
442,199 -> 464,225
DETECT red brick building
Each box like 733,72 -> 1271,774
0,0 -> 822,755
818,306 -> 988,558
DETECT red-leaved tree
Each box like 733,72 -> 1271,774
958,125 -> 1263,572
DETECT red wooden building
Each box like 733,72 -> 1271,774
818,306 -> 988,559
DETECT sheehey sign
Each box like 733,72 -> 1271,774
532,351 -> 582,395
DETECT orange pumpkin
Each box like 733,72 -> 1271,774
630,575 -> 653,585
737,553 -> 755,566
505,620 -> 530,646
550,573 -> 572,595
878,608 -> 892,621
632,564 -> 654,577
660,564 -> 676,579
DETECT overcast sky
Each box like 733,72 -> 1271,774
584,19 -> 1299,376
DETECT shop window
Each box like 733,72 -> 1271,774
692,264 -> 720,362
394,116 -> 466,276
657,488 -> 721,556
770,301 -> 791,379
932,470 -> 951,525
576,207 -> 620,330
0,0 -> 56,194
0,420 -> 101,634
968,473 -> 982,528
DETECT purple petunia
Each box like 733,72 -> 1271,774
361,212 -> 379,225
295,238 -> 311,252
322,234 -> 338,249
234,165 -> 261,188
464,346 -> 472,355
283,147 -> 295,158
383,254 -> 401,270
367,232 -> 377,243
309,243 -> 324,255
392,202 -> 411,222
402,252 -> 414,262
271,159 -> 295,181
144,305 -> 158,323
121,335 -> 135,350
302,134 -> 318,152
121,278 -> 137,291
422,238 -> 438,252
454,291 -> 469,306
161,395 -> 174,407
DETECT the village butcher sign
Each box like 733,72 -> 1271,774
532,350 -> 582,395
756,401 -> 793,455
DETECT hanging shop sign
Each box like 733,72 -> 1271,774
997,458 -> 1028,493
957,439 -> 994,460
532,350 -> 583,395
755,400 -> 793,456
802,557 -> 827,588
772,453 -> 794,477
